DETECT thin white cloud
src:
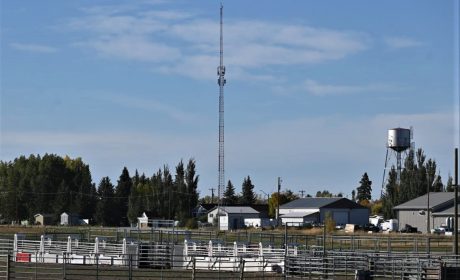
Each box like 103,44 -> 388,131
74,35 -> 181,62
94,93 -> 201,123
384,36 -> 423,49
9,43 -> 58,53
66,4 -> 370,79
303,79 -> 403,96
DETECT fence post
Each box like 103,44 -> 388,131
426,237 -> 431,254
239,258 -> 245,280
96,254 -> 99,280
128,254 -> 132,280
191,257 -> 196,280
63,252 -> 66,280
6,254 -> 10,280
35,257 -> 38,280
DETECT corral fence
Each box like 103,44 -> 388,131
1,228 -> 456,254
1,251 -> 460,279
1,235 -> 460,279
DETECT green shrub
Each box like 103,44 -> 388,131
325,212 -> 336,233
185,218 -> 198,229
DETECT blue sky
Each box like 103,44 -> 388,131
1,0 -> 459,199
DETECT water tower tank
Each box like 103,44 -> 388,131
387,128 -> 411,152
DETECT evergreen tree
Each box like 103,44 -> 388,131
163,166 -> 174,219
127,185 -> 141,225
95,177 -> 115,226
432,174 -> 443,192
53,181 -> 70,218
223,180 -> 238,204
240,176 -> 256,204
351,190 -> 356,202
446,175 -> 454,192
175,160 -> 187,221
185,159 -> 199,217
133,170 -> 140,187
382,168 -> 398,219
114,167 -> 132,226
356,172 -> 372,203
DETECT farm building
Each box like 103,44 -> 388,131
60,212 -> 81,226
137,212 -> 153,229
394,192 -> 458,233
195,203 -> 269,218
34,214 -> 54,226
207,206 -> 260,230
280,197 -> 369,226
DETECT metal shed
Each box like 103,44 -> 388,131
394,192 -> 456,233
208,206 -> 260,230
280,197 -> 369,226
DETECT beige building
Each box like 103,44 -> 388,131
34,214 -> 54,226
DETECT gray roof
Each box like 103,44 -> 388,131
280,198 -> 342,209
216,206 -> 259,214
394,192 -> 454,210
431,203 -> 460,216
280,211 -> 319,218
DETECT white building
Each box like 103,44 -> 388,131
137,212 -> 150,229
60,212 -> 81,226
207,206 -> 260,230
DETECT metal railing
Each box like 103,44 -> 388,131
2,251 -> 460,279
1,230 -> 456,253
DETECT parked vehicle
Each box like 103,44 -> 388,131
400,224 -> 418,233
362,223 -> 380,232
380,219 -> 399,232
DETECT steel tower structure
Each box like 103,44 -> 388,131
217,4 -> 226,205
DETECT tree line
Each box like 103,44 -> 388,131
378,148 -> 452,218
0,154 -> 199,226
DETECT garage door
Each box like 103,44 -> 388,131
333,212 -> 348,225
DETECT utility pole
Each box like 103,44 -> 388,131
454,148 -> 458,255
427,172 -> 430,234
260,190 -> 269,203
299,190 -> 305,198
276,177 -> 281,226
209,188 -> 215,203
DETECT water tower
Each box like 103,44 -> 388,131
381,127 -> 413,195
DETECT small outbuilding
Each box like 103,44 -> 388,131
137,212 -> 151,229
34,214 -> 54,226
60,212 -> 81,226
207,206 -> 260,230
280,197 -> 369,226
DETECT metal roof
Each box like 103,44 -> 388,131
431,203 -> 460,216
280,210 -> 319,218
393,192 -> 454,210
213,206 -> 259,214
280,198 -> 343,209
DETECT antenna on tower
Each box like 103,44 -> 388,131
217,3 -> 226,219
